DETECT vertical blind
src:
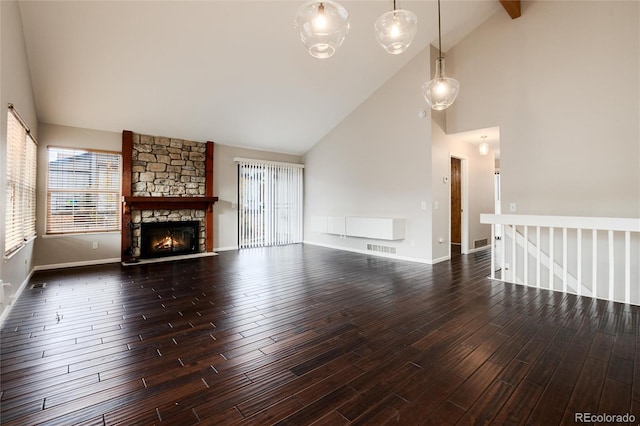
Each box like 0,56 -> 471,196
5,106 -> 37,256
46,147 -> 121,234
237,158 -> 303,248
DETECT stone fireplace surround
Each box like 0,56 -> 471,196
121,130 -> 218,262
140,220 -> 200,259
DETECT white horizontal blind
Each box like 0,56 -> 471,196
238,159 -> 303,248
5,108 -> 37,256
46,147 -> 122,234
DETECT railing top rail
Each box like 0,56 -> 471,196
480,214 -> 640,233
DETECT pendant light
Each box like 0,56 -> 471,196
374,1 -> 418,55
295,0 -> 350,59
422,0 -> 460,110
479,135 -> 489,155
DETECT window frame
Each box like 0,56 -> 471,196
45,146 -> 122,235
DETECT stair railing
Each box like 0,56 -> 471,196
480,214 -> 640,304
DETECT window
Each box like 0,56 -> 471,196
46,147 -> 121,234
237,159 -> 303,248
5,105 -> 37,256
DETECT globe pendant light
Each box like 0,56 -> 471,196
374,1 -> 417,55
422,0 -> 460,110
295,0 -> 350,59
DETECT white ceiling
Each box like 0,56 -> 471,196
19,0 -> 501,155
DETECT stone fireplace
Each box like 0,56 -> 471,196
121,130 -> 218,262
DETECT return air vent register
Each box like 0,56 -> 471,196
367,244 -> 397,254
474,238 -> 489,249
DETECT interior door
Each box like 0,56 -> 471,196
451,157 -> 462,244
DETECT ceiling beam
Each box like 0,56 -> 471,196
499,0 -> 521,19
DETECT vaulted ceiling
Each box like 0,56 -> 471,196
19,1 -> 503,155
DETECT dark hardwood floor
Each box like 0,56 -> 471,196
1,244 -> 638,425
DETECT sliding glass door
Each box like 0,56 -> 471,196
238,160 -> 303,248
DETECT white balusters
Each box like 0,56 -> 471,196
592,229 -> 598,297
523,226 -> 529,285
625,231 -> 631,303
490,224 -> 496,279
480,214 -> 640,305
549,227 -> 554,290
577,229 -> 582,296
501,224 -> 506,281
562,227 -> 568,293
608,230 -> 614,301
536,226 -> 541,288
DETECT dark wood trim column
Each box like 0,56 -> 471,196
206,141 -> 215,252
121,130 -> 133,263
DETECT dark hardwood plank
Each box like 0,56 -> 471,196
562,357 -> 608,424
455,379 -> 514,425
447,360 -> 503,410
527,381 -> 573,425
598,378 -> 632,417
492,380 -> 544,425
0,244 -> 638,425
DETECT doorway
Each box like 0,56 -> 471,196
449,155 -> 468,257
237,161 -> 303,249
450,157 -> 462,256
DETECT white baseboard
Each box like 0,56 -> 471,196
431,255 -> 451,264
214,246 -> 239,252
303,241 -> 435,265
33,258 -> 121,272
0,269 -> 35,327
466,245 -> 491,254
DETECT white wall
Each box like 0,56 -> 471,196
303,51 -> 434,262
1,0 -> 39,318
446,0 -> 640,218
34,123 -> 122,269
213,144 -> 302,251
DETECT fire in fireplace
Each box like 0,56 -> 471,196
140,221 -> 199,259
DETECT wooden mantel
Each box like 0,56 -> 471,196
123,196 -> 218,212
121,130 -> 218,262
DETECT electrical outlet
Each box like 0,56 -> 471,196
509,203 -> 517,212
92,242 -> 99,249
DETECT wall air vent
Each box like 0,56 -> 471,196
474,239 -> 489,249
366,244 -> 397,254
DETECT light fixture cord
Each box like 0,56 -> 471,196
437,0 -> 442,58
393,0 -> 397,10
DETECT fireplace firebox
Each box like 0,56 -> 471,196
140,221 -> 199,259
